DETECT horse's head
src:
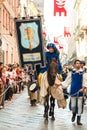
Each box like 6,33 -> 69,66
47,59 -> 58,86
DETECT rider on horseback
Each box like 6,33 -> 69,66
38,43 -> 63,120
40,43 -> 62,74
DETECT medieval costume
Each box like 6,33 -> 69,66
40,43 -> 62,74
36,43 -> 62,106
62,61 -> 87,125
39,56 -> 64,120
39,70 -> 66,120
40,71 -> 66,105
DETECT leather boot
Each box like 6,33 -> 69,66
77,116 -> 82,125
71,113 -> 76,122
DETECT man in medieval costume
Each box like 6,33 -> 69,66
61,59 -> 87,125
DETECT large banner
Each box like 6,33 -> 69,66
15,18 -> 45,69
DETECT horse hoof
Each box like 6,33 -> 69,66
51,116 -> 55,121
43,113 -> 48,119
44,118 -> 48,124
45,117 -> 48,121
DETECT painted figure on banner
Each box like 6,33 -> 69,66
54,0 -> 67,16
19,22 -> 39,50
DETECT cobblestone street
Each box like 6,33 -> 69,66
0,87 -> 87,130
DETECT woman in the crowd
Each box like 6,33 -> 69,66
0,62 -> 4,109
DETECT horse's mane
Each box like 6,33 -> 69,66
47,59 -> 58,86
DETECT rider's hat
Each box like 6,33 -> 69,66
47,43 -> 56,51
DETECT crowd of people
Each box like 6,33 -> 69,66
37,43 -> 87,125
0,42 -> 87,126
0,62 -> 30,109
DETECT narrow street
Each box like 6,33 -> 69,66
0,87 -> 87,130
0,0 -> 87,130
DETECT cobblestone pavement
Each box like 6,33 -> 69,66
0,88 -> 87,130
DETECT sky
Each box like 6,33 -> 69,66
20,0 -> 26,4
19,0 -> 77,57
20,0 -> 77,41
44,0 -> 76,36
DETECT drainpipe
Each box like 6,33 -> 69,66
0,2 -> 2,39
0,2 -> 2,62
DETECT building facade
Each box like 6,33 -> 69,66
20,0 -> 41,18
0,0 -> 20,64
74,0 -> 87,63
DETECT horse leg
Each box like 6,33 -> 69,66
49,96 -> 55,120
44,95 -> 49,120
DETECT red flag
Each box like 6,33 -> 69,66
54,37 -> 59,44
59,45 -> 63,49
42,26 -> 47,37
64,27 -> 71,37
42,31 -> 47,37
54,0 -> 67,16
